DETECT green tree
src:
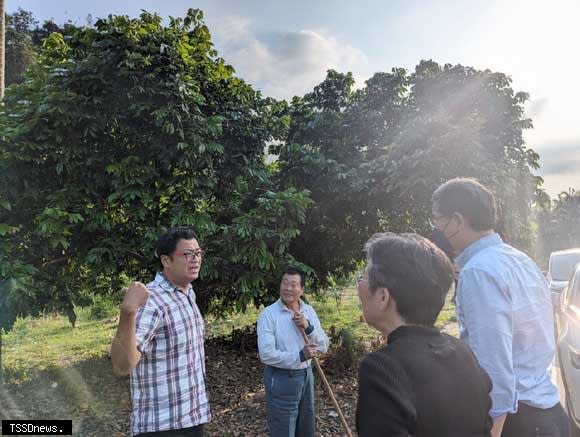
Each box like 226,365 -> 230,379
4,8 -> 77,87
382,61 -> 543,249
277,61 -> 544,289
537,188 -> 580,263
31,18 -> 72,46
5,8 -> 38,87
275,68 -> 409,289
0,9 -> 311,330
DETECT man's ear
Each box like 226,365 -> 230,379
453,212 -> 466,230
160,254 -> 171,269
376,287 -> 391,311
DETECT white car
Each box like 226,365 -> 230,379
548,249 -> 580,312
557,263 -> 580,432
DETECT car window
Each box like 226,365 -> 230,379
550,252 -> 580,281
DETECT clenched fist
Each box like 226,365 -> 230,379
120,281 -> 150,315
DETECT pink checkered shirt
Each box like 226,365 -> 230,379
129,273 -> 211,435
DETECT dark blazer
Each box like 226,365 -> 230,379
356,325 -> 492,437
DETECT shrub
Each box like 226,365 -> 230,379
323,326 -> 367,374
86,296 -> 117,321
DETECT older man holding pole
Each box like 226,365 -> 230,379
257,267 -> 329,437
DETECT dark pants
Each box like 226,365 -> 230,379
136,425 -> 204,437
502,402 -> 571,437
264,365 -> 315,437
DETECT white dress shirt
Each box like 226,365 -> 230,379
456,233 -> 559,418
257,298 -> 329,369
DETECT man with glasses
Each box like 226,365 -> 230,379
431,178 -> 568,437
111,226 -> 210,436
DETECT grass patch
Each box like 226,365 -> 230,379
3,309 -> 118,382
435,292 -> 457,329
309,288 -> 377,341
205,307 -> 260,339
310,287 -> 456,338
204,288 -> 379,341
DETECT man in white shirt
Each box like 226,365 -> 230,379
431,178 -> 567,437
257,267 -> 329,437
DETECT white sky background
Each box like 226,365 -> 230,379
9,0 -> 580,197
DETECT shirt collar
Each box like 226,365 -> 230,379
276,298 -> 304,313
154,272 -> 193,294
387,325 -> 440,344
455,232 -> 503,268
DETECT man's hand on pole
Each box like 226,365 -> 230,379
302,344 -> 318,360
292,311 -> 309,330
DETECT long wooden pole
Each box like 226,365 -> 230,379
298,326 -> 353,437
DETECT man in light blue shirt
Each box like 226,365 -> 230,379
431,178 -> 569,437
257,267 -> 329,436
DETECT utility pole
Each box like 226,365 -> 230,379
0,0 -> 5,100
0,1 -> 4,384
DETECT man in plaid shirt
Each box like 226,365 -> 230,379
111,227 -> 211,436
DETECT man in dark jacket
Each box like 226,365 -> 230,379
356,232 -> 493,437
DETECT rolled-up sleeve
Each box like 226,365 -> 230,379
305,307 -> 329,354
457,268 -> 516,418
257,310 -> 302,368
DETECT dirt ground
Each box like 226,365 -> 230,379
0,337 -> 360,436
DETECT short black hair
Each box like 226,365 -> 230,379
432,178 -> 497,231
364,232 -> 453,326
156,226 -> 199,259
282,267 -> 306,288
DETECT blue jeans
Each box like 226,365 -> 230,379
264,365 -> 315,437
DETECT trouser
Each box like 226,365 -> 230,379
135,424 -> 204,437
264,365 -> 315,437
502,402 -> 571,437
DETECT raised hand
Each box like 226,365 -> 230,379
120,281 -> 150,314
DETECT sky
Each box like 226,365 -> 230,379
8,0 -> 580,197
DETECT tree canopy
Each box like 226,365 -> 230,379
0,9 -> 311,328
4,8 -> 76,87
0,8 -> 549,328
276,63 -> 543,289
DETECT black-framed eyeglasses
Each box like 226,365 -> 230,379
174,250 -> 205,261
